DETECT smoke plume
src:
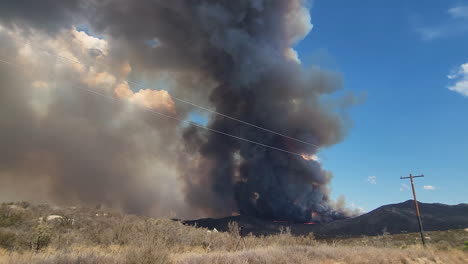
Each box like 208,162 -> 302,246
0,0 -> 356,222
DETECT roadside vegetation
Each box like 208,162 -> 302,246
0,202 -> 467,264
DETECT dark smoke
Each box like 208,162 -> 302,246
0,0 -> 357,222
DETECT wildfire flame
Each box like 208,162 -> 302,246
301,154 -> 319,161
311,212 -> 320,219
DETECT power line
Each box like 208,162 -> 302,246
82,87 -> 305,157
0,58 -> 24,69
126,80 -> 320,148
14,37 -> 320,149
0,57 -> 307,157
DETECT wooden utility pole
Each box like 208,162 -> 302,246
400,174 -> 426,246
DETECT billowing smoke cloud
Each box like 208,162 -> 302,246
0,0 -> 357,222
0,25 -> 189,217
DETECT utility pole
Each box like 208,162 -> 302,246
400,174 -> 426,246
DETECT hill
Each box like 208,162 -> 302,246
184,200 -> 468,237
0,201 -> 467,264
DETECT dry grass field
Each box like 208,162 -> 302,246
0,202 -> 467,264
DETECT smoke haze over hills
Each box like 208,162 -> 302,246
0,0 -> 358,221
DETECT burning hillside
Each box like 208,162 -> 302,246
184,200 -> 468,238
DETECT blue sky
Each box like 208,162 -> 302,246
291,0 -> 468,211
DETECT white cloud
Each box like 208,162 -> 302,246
447,63 -> 468,97
400,184 -> 409,192
417,27 -> 444,41
416,5 -> 468,40
367,176 -> 377,185
423,185 -> 437,190
449,5 -> 468,18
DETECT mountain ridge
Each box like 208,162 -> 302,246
183,200 -> 468,237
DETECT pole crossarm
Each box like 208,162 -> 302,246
400,175 -> 424,179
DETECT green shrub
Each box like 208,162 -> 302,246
0,204 -> 28,227
0,229 -> 16,249
32,224 -> 53,251
17,201 -> 31,209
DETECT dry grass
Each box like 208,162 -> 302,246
174,245 -> 467,264
0,202 -> 467,264
332,229 -> 468,251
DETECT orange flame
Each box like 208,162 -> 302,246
301,154 -> 319,161
311,212 -> 320,219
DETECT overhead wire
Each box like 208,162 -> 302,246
13,37 -> 320,149
126,79 -> 320,148
0,56 -> 308,157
